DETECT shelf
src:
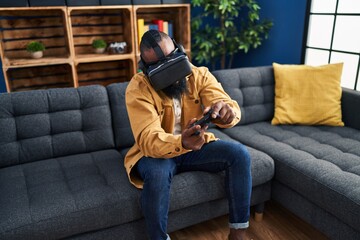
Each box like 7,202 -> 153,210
3,57 -> 71,68
74,53 -> 134,64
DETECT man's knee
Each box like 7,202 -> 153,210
140,158 -> 175,184
226,142 -> 251,168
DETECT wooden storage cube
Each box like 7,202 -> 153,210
0,8 -> 71,66
134,5 -> 190,54
69,7 -> 134,58
76,59 -> 134,87
5,64 -> 74,92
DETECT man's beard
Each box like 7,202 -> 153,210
161,78 -> 188,99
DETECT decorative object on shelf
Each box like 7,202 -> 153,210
191,0 -> 273,70
108,42 -> 127,54
26,41 -> 45,59
92,39 -> 107,54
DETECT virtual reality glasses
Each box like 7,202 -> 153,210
138,31 -> 192,91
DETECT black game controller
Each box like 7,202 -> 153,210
190,109 -> 214,136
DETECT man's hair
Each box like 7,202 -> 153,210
139,30 -> 169,56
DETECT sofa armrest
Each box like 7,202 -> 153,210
341,88 -> 360,130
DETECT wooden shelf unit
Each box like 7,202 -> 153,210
0,4 -> 190,92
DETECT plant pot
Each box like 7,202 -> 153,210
94,48 -> 106,54
30,51 -> 43,59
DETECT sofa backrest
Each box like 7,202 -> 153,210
0,85 -> 115,168
106,82 -> 135,149
212,66 -> 275,125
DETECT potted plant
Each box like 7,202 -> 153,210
26,41 -> 45,59
191,0 -> 273,70
92,39 -> 107,54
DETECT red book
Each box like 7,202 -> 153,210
152,19 -> 164,32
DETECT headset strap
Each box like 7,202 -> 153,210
143,30 -> 165,60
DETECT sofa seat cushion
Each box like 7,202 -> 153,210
222,122 -> 360,232
0,149 -> 141,240
208,128 -> 275,187
120,137 -> 274,214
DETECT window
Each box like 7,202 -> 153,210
303,0 -> 360,90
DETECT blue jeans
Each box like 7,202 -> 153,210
136,140 -> 252,240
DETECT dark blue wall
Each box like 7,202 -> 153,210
233,0 -> 308,68
0,0 -> 308,93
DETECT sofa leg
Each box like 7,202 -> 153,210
254,202 -> 265,222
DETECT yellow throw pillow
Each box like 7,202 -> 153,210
271,62 -> 344,126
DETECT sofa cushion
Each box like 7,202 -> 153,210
0,86 -> 115,168
0,144 -> 272,239
0,149 -> 142,239
222,122 -> 360,232
272,63 -> 344,126
212,66 -> 274,125
208,128 -> 275,186
106,82 -> 135,149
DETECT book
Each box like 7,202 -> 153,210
167,22 -> 173,38
152,19 -> 164,32
148,24 -> 159,30
143,24 -> 149,32
163,21 -> 169,35
137,18 -> 145,45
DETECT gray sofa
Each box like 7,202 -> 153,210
0,65 -> 358,239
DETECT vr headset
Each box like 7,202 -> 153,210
138,30 -> 192,91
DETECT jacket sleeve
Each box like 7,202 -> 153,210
125,76 -> 191,159
196,67 -> 241,128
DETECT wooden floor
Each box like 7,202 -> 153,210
169,201 -> 329,240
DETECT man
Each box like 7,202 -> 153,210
125,30 -> 252,240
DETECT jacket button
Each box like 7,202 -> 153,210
195,100 -> 199,104
175,147 -> 180,152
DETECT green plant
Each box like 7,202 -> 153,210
26,41 -> 45,52
192,0 -> 273,70
92,39 -> 107,49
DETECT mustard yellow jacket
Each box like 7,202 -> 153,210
125,65 -> 241,188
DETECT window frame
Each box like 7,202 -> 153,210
301,0 -> 360,91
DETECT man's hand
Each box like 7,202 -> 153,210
182,118 -> 208,150
205,101 -> 236,125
